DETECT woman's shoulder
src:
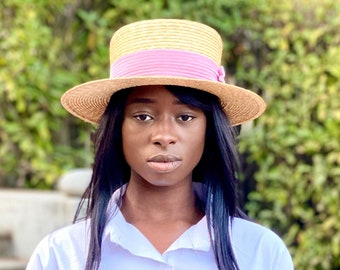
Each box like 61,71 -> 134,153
231,217 -> 294,270
232,217 -> 282,241
231,217 -> 288,251
43,219 -> 90,249
26,220 -> 90,269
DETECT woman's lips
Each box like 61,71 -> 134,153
147,154 -> 181,172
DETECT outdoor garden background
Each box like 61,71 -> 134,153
0,0 -> 339,269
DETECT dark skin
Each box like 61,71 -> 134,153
120,85 -> 206,253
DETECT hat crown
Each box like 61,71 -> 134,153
109,19 -> 223,65
61,19 -> 266,126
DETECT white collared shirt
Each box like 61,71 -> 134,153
26,186 -> 294,270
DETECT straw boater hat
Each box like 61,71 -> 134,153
61,19 -> 266,126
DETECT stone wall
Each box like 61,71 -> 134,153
0,189 -> 80,258
0,168 -> 91,269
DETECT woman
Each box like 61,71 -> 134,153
27,19 -> 294,270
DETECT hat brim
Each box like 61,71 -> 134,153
61,76 -> 266,126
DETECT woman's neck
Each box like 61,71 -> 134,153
120,178 -> 204,254
120,178 -> 203,224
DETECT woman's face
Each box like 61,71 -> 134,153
122,85 -> 206,188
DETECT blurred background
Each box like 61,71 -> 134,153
0,0 -> 339,269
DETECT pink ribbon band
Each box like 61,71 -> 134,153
110,49 -> 225,83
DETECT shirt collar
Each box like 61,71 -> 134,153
103,183 -> 212,259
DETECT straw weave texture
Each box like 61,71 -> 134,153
61,19 -> 266,126
110,19 -> 223,64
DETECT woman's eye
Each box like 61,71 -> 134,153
178,115 -> 195,122
134,114 -> 152,121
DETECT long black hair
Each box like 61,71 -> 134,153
74,85 -> 245,270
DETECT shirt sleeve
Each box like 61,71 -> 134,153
26,235 -> 58,270
231,218 -> 295,270
275,242 -> 294,270
260,229 -> 295,270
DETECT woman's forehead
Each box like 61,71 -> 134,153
126,85 -> 178,104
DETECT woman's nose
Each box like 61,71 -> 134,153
151,118 -> 177,147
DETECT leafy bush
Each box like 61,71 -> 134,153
0,0 -> 95,187
237,1 -> 340,269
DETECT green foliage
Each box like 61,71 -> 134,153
0,0 -> 93,187
0,0 -> 339,269
237,1 -> 340,269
